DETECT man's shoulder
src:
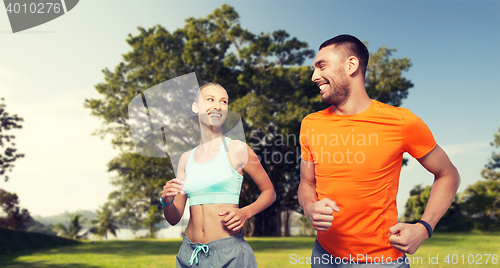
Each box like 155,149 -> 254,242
371,100 -> 409,119
300,101 -> 414,123
302,106 -> 332,122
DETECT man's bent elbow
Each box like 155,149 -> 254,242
452,166 -> 461,191
442,164 -> 461,193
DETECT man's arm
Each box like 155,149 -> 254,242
417,145 -> 461,229
298,159 -> 339,231
389,145 -> 460,254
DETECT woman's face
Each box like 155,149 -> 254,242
193,85 -> 229,127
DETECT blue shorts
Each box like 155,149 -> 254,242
176,232 -> 257,267
311,239 -> 411,268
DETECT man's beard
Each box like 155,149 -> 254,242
321,69 -> 351,107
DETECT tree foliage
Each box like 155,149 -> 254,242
89,203 -> 120,240
402,184 -> 462,230
462,180 -> 500,219
86,4 -> 414,236
365,46 -> 413,107
52,213 -> 86,239
0,98 -> 24,182
402,185 -> 431,222
106,154 -> 171,237
298,215 -> 314,236
0,189 -> 31,229
25,219 -> 57,236
481,127 -> 500,181
461,127 -> 500,219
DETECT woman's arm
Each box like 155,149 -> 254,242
220,143 -> 276,231
161,152 -> 189,226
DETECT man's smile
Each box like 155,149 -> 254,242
317,81 -> 329,94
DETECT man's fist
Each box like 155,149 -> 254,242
388,222 -> 429,254
306,198 -> 340,231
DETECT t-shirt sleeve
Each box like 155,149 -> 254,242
300,117 -> 314,162
402,109 -> 437,159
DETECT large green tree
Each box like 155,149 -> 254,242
86,4 -> 414,236
85,5 -> 316,237
0,98 -> 24,182
461,128 -> 500,219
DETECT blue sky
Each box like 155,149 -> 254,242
0,0 -> 499,218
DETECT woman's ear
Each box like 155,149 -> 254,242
192,102 -> 198,113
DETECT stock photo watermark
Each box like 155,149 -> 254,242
3,0 -> 79,33
290,253 -> 499,265
249,129 -> 379,165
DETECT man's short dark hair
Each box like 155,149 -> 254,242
319,34 -> 369,76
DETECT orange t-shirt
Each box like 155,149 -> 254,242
300,100 -> 436,262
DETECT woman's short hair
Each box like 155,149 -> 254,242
193,82 -> 224,102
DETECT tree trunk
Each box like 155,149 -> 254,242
283,209 -> 291,236
252,204 -> 281,236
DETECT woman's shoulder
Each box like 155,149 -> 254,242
178,149 -> 194,165
227,139 -> 248,154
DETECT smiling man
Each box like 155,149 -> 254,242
298,34 -> 461,267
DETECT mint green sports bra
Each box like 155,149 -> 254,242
183,137 -> 243,206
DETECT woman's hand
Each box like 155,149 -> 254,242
162,178 -> 185,203
219,207 -> 251,232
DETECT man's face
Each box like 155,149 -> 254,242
311,46 -> 350,106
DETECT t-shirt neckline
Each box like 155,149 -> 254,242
329,99 -> 375,118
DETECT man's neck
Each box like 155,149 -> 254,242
332,87 -> 372,116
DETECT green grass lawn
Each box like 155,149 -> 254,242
0,233 -> 498,267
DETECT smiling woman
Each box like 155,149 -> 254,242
160,83 -> 276,268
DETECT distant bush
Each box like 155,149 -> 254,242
0,226 -> 80,254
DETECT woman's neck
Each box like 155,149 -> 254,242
199,123 -> 224,152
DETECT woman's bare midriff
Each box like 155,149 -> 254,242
184,203 -> 240,244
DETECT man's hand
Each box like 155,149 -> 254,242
388,222 -> 429,254
306,198 -> 340,231
219,208 -> 251,232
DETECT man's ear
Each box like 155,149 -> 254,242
192,102 -> 198,113
346,56 -> 360,76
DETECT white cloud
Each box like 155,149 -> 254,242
441,141 -> 490,158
